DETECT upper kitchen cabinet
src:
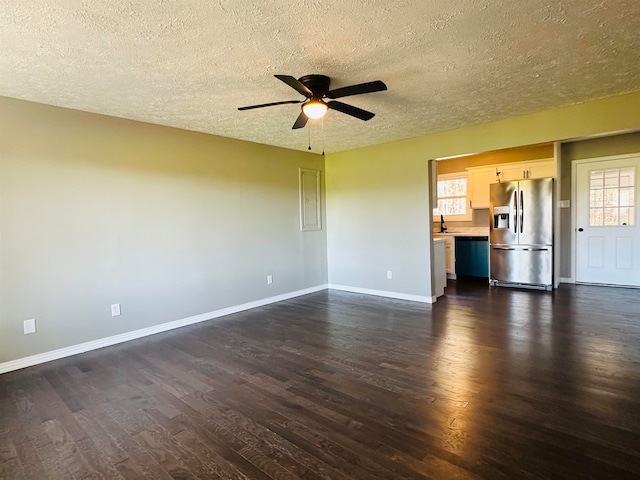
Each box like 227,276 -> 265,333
499,159 -> 555,181
467,159 -> 554,209
468,167 -> 499,209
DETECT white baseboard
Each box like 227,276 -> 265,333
328,284 -> 434,304
560,277 -> 574,283
0,284 -> 328,375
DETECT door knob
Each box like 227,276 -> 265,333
578,227 -> 584,232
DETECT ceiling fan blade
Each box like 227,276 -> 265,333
327,101 -> 375,121
238,100 -> 302,111
326,80 -> 387,99
292,111 -> 308,129
275,75 -> 313,97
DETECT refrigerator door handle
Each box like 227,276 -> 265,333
520,190 -> 524,234
513,190 -> 518,234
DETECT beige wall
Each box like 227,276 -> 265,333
0,97 -> 327,363
325,142 -> 433,298
326,91 -> 640,296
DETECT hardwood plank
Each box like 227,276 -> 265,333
41,370 -> 86,414
91,405 -> 174,480
0,457 -> 26,480
13,440 -> 51,480
73,410 -> 129,466
179,389 -> 349,480
35,439 -> 75,480
11,375 -> 56,449
173,391 -> 320,480
41,418 -> 98,479
0,441 -> 18,463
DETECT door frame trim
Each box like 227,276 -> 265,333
554,142 -> 562,288
571,152 -> 640,283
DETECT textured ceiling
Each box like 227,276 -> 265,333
1,1 -> 640,154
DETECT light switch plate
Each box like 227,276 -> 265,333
559,200 -> 570,208
111,304 -> 121,316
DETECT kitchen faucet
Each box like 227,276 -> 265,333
440,214 -> 447,233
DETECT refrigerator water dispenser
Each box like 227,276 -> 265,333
493,206 -> 510,229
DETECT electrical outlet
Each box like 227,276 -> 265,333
23,319 -> 36,335
267,275 -> 273,285
111,304 -> 121,317
387,270 -> 393,279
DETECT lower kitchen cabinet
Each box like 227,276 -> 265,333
445,239 -> 454,275
435,235 -> 456,276
433,238 -> 446,297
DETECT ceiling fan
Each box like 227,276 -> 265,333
238,74 -> 387,129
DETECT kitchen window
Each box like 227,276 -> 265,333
433,172 -> 472,221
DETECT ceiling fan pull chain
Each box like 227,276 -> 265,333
322,117 -> 325,156
308,123 -> 311,151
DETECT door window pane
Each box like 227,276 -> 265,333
620,168 -> 635,187
620,188 -> 634,207
620,207 -> 634,226
590,209 -> 603,226
589,167 -> 636,226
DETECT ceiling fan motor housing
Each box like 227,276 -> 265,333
298,74 -> 331,99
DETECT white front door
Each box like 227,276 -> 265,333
575,155 -> 640,286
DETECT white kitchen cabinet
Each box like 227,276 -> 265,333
466,159 -> 554,209
499,159 -> 554,181
527,159 -> 556,179
433,238 -> 446,297
499,163 -> 529,182
468,167 -> 499,209
445,237 -> 455,276
435,235 -> 456,276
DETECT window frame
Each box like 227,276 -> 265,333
432,172 -> 472,222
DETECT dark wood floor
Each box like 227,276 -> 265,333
1,281 -> 640,480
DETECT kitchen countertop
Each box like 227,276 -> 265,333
434,227 -> 489,237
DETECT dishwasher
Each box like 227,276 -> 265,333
455,236 -> 489,278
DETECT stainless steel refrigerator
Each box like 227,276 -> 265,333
489,178 -> 554,290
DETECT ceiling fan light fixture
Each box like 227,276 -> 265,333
302,99 -> 328,119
